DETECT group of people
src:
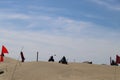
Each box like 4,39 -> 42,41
48,56 -> 68,64
19,51 -> 67,64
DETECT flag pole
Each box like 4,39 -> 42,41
36,51 -> 39,62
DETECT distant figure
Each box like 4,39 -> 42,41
48,56 -> 54,62
111,60 -> 118,66
59,56 -> 68,64
20,51 -> 25,62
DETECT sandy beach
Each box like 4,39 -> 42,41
0,57 -> 120,80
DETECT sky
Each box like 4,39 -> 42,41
0,0 -> 120,64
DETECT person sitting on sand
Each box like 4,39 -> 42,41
59,56 -> 68,64
48,56 -> 54,62
111,60 -> 118,66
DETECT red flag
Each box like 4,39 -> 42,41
116,55 -> 120,64
0,45 -> 8,62
0,55 -> 4,62
1,45 -> 9,54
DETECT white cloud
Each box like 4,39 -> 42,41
90,0 -> 120,11
0,12 -> 119,38
0,12 -> 96,34
0,13 -> 30,20
25,16 -> 97,34
28,6 -> 64,12
84,14 -> 104,19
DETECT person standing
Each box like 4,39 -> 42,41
20,51 -> 25,62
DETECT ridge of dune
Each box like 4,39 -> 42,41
0,57 -> 120,80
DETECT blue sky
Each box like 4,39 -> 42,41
0,0 -> 120,64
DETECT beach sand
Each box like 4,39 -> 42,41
0,57 -> 120,80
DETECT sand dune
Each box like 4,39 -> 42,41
0,57 -> 120,80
